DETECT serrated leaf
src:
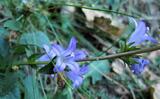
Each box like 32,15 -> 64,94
86,60 -> 111,84
19,32 -> 50,48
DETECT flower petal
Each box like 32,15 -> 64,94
74,50 -> 87,61
73,76 -> 83,88
79,65 -> 89,75
38,54 -> 50,62
144,35 -> 158,44
128,21 -> 147,46
131,58 -> 149,75
47,50 -> 56,59
37,54 -> 50,67
128,20 -> 157,46
43,44 -> 56,59
43,45 -> 50,53
135,58 -> 150,65
54,57 -> 66,72
63,37 -> 77,56
51,44 -> 64,56
66,71 -> 83,88
66,62 -> 80,72
131,64 -> 143,75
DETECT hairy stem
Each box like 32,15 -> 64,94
52,3 -> 140,18
16,45 -> 160,66
77,45 -> 160,62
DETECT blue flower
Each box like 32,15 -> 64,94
38,37 -> 87,72
128,20 -> 157,46
131,58 -> 150,75
52,37 -> 87,72
38,45 -> 56,64
38,37 -> 88,88
66,65 -> 88,88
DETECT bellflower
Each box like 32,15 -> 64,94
38,45 -> 56,63
38,37 -> 88,88
38,37 -> 87,72
52,37 -> 87,72
131,58 -> 150,75
128,20 -> 157,46
66,65 -> 88,88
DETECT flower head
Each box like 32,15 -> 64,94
53,37 -> 87,72
37,45 -> 56,66
128,20 -> 157,46
38,37 -> 88,88
131,58 -> 150,75
66,65 -> 88,88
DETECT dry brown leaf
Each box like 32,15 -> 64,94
112,59 -> 125,75
82,8 -> 125,38
149,84 -> 160,99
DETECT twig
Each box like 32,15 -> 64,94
16,45 -> 160,65
77,45 -> 160,62
51,3 -> 140,18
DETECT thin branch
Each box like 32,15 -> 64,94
16,45 -> 160,66
51,3 -> 140,18
77,45 -> 160,62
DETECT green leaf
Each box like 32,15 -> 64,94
86,60 -> 111,84
0,87 -> 20,99
0,72 -> 20,99
53,87 -> 73,99
20,74 -> 43,99
38,60 -> 55,74
13,45 -> 27,54
0,27 -> 9,38
0,37 -> 9,57
19,32 -> 50,48
4,20 -> 21,31
62,86 -> 73,99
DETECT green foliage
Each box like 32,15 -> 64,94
0,72 -> 20,98
19,73 -> 43,99
19,32 -> 50,48
0,87 -> 20,99
0,37 -> 9,58
4,20 -> 21,31
86,60 -> 111,84
53,87 -> 73,99
0,27 -> 10,38
38,59 -> 55,74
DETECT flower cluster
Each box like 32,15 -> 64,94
128,19 -> 157,75
38,37 -> 88,88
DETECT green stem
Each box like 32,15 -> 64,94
78,45 -> 160,62
16,45 -> 160,66
52,3 -> 140,18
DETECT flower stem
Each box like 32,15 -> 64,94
16,45 -> 160,66
77,45 -> 160,62
52,3 -> 140,18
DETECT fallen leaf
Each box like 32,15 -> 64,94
112,59 -> 125,75
82,8 -> 125,38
